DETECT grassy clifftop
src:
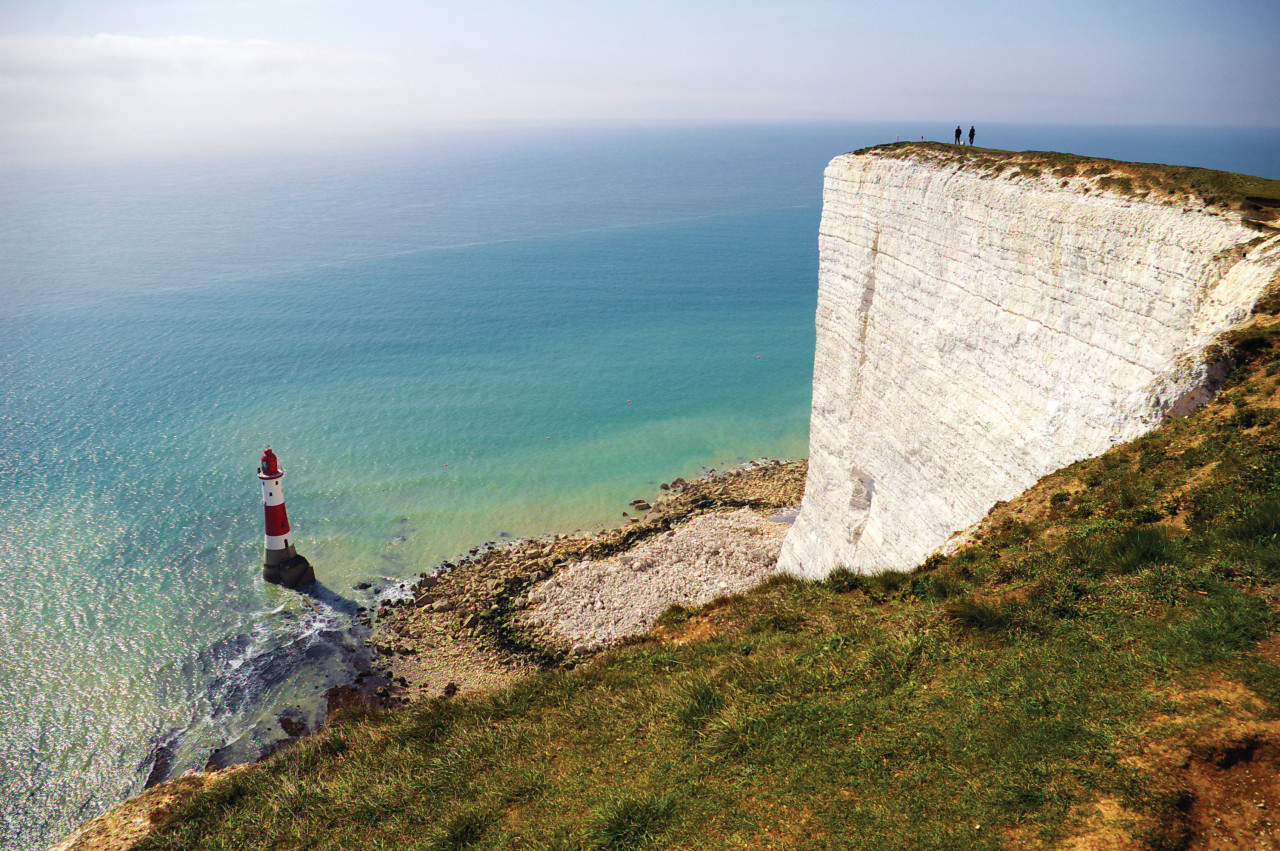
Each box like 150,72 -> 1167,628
128,302 -> 1280,848
854,141 -> 1280,225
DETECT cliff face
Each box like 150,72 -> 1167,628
779,146 -> 1280,578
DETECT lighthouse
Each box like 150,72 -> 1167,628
257,447 -> 315,587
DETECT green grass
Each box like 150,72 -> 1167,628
137,318 -> 1280,849
852,141 -> 1280,212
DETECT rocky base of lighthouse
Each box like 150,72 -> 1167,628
263,555 -> 315,588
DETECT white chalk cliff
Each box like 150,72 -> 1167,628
779,145 -> 1280,579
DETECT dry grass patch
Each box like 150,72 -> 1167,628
854,141 -> 1280,221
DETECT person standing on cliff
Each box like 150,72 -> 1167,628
968,126 -> 975,146
955,126 -> 962,144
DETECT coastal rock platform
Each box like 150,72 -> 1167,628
519,507 -> 788,652
370,459 -> 806,703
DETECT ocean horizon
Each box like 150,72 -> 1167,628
3,121 -> 1278,849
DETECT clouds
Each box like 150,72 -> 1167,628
0,28 -> 816,160
0,34 -> 407,158
5,34 -> 387,84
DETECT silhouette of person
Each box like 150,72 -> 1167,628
955,126 -> 962,144
968,126 -> 975,146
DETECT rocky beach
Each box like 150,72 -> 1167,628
366,459 -> 807,703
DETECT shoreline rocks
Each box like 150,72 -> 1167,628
370,458 -> 806,701
519,507 -> 787,651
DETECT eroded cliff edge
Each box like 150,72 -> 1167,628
780,144 -> 1280,578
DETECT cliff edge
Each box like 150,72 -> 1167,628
780,144 -> 1280,578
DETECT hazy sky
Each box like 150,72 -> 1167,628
1,0 -> 1277,159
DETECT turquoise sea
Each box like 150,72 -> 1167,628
2,122 -> 1278,848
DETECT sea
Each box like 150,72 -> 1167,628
2,121 -> 1277,849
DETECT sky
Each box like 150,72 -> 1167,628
1,0 -> 1278,160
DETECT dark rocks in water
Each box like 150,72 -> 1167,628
279,715 -> 308,737
325,678 -> 396,715
258,736 -> 302,761
353,581 -> 372,591
139,594 -> 389,789
633,501 -> 651,512
204,744 -> 239,772
142,737 -> 177,789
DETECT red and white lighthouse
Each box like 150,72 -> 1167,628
257,447 -> 314,587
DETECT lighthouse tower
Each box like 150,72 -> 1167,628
257,447 -> 314,587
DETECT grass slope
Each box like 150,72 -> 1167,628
138,313 -> 1280,850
